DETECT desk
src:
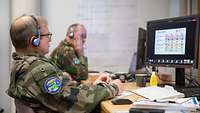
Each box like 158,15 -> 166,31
100,82 -> 143,113
100,83 -> 198,113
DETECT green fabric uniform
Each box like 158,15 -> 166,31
50,41 -> 88,82
7,52 -> 119,113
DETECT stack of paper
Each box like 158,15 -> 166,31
132,86 -> 184,100
132,97 -> 199,112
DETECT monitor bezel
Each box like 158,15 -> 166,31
136,27 -> 147,69
145,16 -> 199,68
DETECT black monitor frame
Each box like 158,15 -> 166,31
145,15 -> 200,87
128,28 -> 147,75
136,27 -> 147,70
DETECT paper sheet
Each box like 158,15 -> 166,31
132,86 -> 184,100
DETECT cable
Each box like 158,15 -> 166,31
184,74 -> 200,87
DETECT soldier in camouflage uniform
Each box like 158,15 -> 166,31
50,23 -> 88,82
7,15 -> 123,113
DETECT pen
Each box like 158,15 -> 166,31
153,100 -> 176,103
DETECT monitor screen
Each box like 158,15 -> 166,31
145,16 -> 199,68
154,27 -> 186,55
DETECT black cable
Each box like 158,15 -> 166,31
184,74 -> 200,87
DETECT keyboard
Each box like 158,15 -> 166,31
174,86 -> 200,100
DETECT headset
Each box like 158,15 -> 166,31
69,31 -> 74,39
66,27 -> 74,45
68,27 -> 74,39
30,15 -> 41,47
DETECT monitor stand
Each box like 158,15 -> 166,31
175,68 -> 185,87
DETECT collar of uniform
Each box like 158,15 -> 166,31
62,40 -> 75,48
61,41 -> 74,51
12,52 -> 47,60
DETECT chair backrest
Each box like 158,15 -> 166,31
0,107 -> 3,113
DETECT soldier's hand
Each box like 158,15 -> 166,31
93,73 -> 111,84
74,33 -> 84,57
110,79 -> 124,95
63,72 -> 73,80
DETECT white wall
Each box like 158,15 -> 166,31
137,0 -> 170,28
42,0 -> 177,72
11,0 -> 40,20
0,0 -> 11,113
41,0 -> 78,54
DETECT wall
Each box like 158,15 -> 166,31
42,0 -> 176,72
11,0 -> 40,20
137,0 -> 171,28
0,0 -> 11,113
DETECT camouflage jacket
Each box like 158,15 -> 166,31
50,41 -> 88,82
7,52 -> 118,113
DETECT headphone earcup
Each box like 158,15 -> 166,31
69,32 -> 74,39
31,36 -> 40,47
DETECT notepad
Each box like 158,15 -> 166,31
132,86 -> 184,100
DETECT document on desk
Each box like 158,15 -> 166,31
132,86 -> 184,100
132,97 -> 200,112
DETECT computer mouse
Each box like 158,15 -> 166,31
111,98 -> 133,105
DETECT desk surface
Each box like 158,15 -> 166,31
100,83 -> 198,113
100,82 -> 143,113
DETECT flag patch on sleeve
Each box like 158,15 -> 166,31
44,77 -> 61,94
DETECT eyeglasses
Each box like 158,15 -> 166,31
34,32 -> 52,39
40,32 -> 52,39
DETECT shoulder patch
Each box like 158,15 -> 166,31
73,58 -> 80,64
44,77 -> 62,94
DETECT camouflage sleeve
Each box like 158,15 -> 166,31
27,60 -> 118,113
50,43 -> 88,82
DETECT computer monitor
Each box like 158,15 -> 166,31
136,28 -> 147,70
129,28 -> 147,75
145,15 -> 200,86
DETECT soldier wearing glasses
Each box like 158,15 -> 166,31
7,15 -> 123,113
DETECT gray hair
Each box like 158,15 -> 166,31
10,15 -> 47,49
